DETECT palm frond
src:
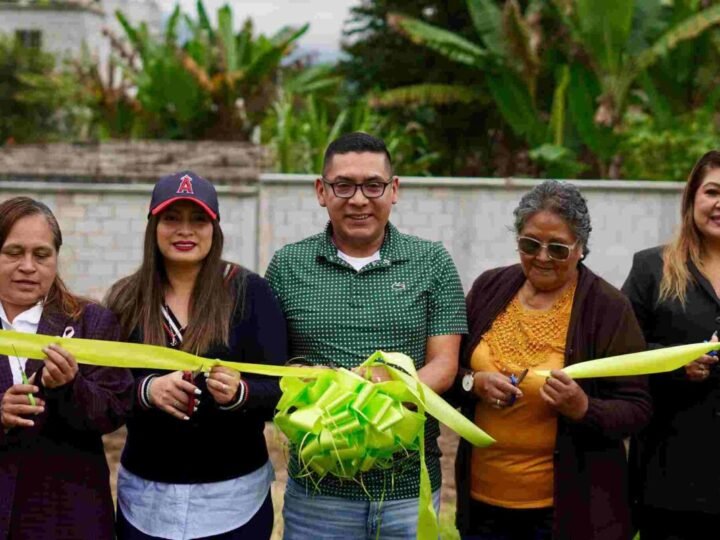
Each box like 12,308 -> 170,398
634,4 -> 720,74
369,84 -> 488,108
503,0 -> 540,97
466,0 -> 506,58
388,13 -> 489,67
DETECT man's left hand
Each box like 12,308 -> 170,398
355,365 -> 392,383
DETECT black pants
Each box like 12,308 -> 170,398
116,491 -> 274,540
463,498 -> 553,540
638,506 -> 720,540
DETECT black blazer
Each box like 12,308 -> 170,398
623,246 -> 720,514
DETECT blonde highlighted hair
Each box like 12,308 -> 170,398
660,150 -> 720,305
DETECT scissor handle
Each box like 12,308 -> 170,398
508,374 -> 519,405
182,371 -> 196,416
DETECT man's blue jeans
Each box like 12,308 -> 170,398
283,477 -> 442,540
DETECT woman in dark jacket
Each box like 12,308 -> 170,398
454,181 -> 651,540
0,196 -> 133,540
106,171 -> 287,540
623,150 -> 720,540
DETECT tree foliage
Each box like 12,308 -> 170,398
81,0 -> 307,140
381,0 -> 720,178
340,0 -> 497,175
0,36 -> 78,144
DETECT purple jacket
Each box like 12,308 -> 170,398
0,303 -> 133,540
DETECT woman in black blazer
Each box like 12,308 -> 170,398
623,150 -> 720,540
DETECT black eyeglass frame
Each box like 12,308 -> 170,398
516,236 -> 579,261
321,178 -> 393,199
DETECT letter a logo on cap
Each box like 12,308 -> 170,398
177,174 -> 194,194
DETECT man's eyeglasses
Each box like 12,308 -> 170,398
517,236 -> 578,261
322,179 -> 392,199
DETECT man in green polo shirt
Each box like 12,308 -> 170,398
266,132 -> 467,539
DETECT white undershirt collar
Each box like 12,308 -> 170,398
0,301 -> 44,385
337,249 -> 381,271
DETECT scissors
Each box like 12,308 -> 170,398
182,368 -> 203,416
508,368 -> 528,406
12,346 -> 36,406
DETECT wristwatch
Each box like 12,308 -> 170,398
461,370 -> 475,393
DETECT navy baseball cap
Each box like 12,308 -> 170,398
149,171 -> 219,221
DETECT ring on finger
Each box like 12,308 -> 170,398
495,398 -> 501,407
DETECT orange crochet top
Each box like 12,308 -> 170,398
469,284 -> 575,509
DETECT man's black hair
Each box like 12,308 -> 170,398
322,132 -> 392,175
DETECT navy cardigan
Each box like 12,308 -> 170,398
120,270 -> 288,483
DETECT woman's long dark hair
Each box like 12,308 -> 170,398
0,196 -> 86,319
105,213 -> 242,354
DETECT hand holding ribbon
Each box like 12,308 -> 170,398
40,344 -> 79,389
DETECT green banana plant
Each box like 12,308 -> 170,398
264,87 -> 440,176
385,0 -> 720,177
92,0 -> 307,140
553,0 -> 720,130
384,0 -> 582,178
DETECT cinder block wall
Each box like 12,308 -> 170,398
258,176 -> 684,290
0,141 -> 685,299
0,181 -> 257,300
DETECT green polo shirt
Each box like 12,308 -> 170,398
266,222 -> 467,500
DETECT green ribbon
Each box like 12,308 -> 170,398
0,329 -> 328,378
535,341 -> 720,378
0,330 -> 497,540
275,351 -> 495,540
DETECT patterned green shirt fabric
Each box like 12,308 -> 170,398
266,222 -> 468,500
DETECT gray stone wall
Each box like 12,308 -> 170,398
0,173 -> 685,301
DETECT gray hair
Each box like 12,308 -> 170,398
513,180 -> 592,257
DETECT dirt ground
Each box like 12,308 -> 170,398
103,424 -> 461,539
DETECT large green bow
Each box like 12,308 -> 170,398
274,351 -> 495,540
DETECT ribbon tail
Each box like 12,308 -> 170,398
535,342 -> 720,379
415,401 -> 437,540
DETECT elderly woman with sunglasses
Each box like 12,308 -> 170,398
453,181 -> 651,540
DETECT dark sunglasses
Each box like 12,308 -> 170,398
517,236 -> 578,261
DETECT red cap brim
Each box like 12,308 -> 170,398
150,197 -> 218,220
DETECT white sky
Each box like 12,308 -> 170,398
156,0 -> 358,61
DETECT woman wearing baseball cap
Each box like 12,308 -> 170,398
106,171 -> 287,540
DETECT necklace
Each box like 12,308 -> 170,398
484,282 -> 576,372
